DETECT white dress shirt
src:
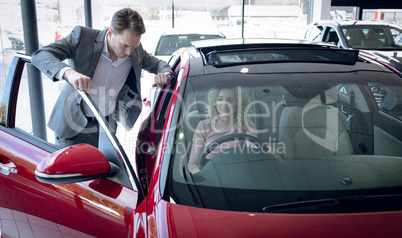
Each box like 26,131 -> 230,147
85,38 -> 132,117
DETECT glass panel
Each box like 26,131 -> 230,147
305,25 -> 323,41
155,34 -> 225,56
15,63 -> 65,145
92,1 -> 173,56
341,24 -> 402,50
205,48 -> 358,66
0,0 -> 24,107
362,9 -> 402,24
329,7 -> 357,20
323,27 -> 339,45
168,62 -> 402,213
244,1 -> 309,39
36,0 -> 85,47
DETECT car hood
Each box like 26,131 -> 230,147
372,50 -> 402,57
360,49 -> 402,73
362,49 -> 402,64
157,200 -> 402,237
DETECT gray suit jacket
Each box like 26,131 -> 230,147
31,26 -> 173,138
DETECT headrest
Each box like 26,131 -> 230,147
366,30 -> 380,40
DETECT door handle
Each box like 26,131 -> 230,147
0,161 -> 18,175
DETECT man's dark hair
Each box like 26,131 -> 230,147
111,8 -> 146,35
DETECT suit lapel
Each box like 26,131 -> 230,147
89,29 -> 107,77
129,51 -> 141,97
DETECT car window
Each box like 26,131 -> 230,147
204,48 -> 357,66
395,33 -> 402,46
14,64 -> 63,146
305,25 -> 323,42
155,34 -> 225,55
368,82 -> 402,119
342,25 -> 402,49
323,27 -> 339,45
167,62 -> 402,213
342,27 -> 364,48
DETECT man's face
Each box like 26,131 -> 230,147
107,28 -> 141,58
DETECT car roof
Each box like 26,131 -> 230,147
191,38 -> 339,54
192,38 -> 305,47
191,38 -> 337,50
185,39 -> 360,73
312,19 -> 402,28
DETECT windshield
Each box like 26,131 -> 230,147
166,61 -> 402,213
341,25 -> 402,50
155,34 -> 225,55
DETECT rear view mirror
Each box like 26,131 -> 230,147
35,144 -> 119,184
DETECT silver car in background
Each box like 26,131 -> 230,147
154,28 -> 225,61
304,20 -> 402,73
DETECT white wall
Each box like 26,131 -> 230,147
312,0 -> 331,22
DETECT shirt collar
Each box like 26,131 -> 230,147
102,33 -> 130,63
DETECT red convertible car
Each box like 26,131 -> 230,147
1,40 -> 402,237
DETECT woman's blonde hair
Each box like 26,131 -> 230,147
207,86 -> 251,133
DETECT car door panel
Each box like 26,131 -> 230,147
0,129 -> 139,237
0,54 -> 141,237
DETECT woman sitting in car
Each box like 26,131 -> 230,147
188,86 -> 258,173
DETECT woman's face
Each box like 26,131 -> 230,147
216,88 -> 236,117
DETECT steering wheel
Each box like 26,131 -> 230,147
198,133 -> 263,169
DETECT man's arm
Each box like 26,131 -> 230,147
134,43 -> 174,87
31,26 -> 96,91
31,26 -> 81,81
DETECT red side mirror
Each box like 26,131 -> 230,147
35,144 -> 117,184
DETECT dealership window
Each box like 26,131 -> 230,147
329,7 -> 402,24
0,0 -> 24,108
90,0 -> 310,50
362,9 -> 402,24
35,0 -> 85,47
14,63 -> 63,145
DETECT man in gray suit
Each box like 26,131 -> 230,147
32,8 -> 174,148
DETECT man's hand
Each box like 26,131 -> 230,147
152,73 -> 172,88
190,168 -> 200,174
63,69 -> 91,91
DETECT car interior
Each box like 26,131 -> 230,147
167,65 -> 402,212
361,30 -> 385,48
324,28 -> 340,45
343,26 -> 402,49
344,28 -> 366,48
182,84 -> 355,162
